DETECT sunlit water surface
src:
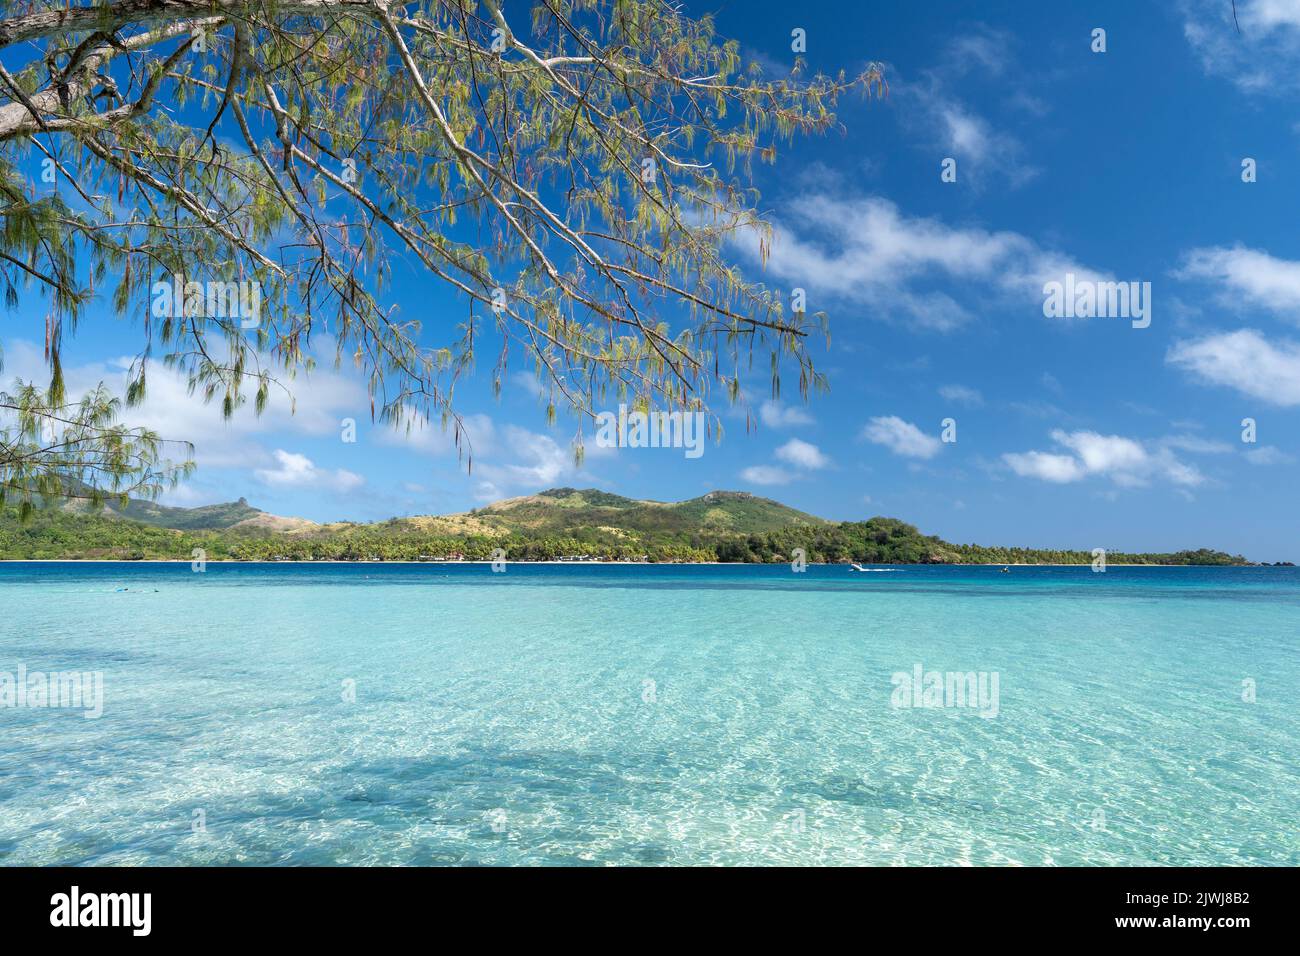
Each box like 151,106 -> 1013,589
1,562 -> 1296,865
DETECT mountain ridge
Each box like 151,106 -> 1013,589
0,486 -> 1262,565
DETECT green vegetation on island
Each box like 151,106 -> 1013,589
0,487 -> 1254,565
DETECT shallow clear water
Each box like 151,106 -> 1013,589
1,562 -> 1297,866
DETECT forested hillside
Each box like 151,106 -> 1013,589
0,488 -> 1252,565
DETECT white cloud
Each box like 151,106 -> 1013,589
1167,329 -> 1300,406
1182,0 -> 1300,92
734,197 -> 1106,330
2,337 -> 616,511
255,450 -> 364,492
891,28 -> 1037,188
2,337 -> 593,507
381,411 -> 497,458
939,384 -> 984,407
758,399 -> 814,428
861,416 -> 942,459
1055,431 -> 1149,475
1249,0 -> 1300,29
1009,399 -> 1066,420
943,26 -> 1011,77
740,465 -> 793,486
930,104 -> 1037,187
740,437 -> 827,488
774,437 -> 829,469
1003,430 -> 1205,489
1161,434 -> 1234,455
1177,245 -> 1300,317
1003,451 -> 1085,483
1245,445 -> 1294,465
470,425 -> 592,501
511,371 -> 545,399
938,104 -> 995,159
0,338 -> 366,469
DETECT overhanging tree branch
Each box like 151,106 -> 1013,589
1,0 -> 883,502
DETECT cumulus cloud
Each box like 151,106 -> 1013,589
939,384 -> 984,407
2,337 -> 599,508
861,416 -> 942,459
1056,431 -> 1149,476
1003,430 -> 1205,488
1245,445 -> 1295,465
740,437 -> 828,488
943,26 -> 1012,77
511,371 -> 546,399
758,399 -> 814,428
891,26 -> 1038,188
1002,451 -> 1085,483
1176,245 -> 1300,317
1162,434 -> 1234,455
0,338 -> 366,470
255,450 -> 364,492
739,464 -> 794,486
1182,0 -> 1300,92
471,426 -> 587,500
380,406 -> 616,504
1167,329 -> 1300,406
733,197 -> 1106,330
380,411 -> 498,458
774,437 -> 829,469
929,102 -> 1036,187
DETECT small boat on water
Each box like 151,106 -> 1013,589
850,564 -> 895,572
1000,567 -> 1011,573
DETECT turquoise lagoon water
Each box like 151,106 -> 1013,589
0,562 -> 1297,866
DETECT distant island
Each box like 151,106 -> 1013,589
0,487 -> 1265,565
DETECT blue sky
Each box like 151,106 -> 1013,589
8,0 -> 1300,560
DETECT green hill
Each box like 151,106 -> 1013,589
102,496 -> 266,531
464,487 -> 827,536
47,480 -> 269,531
0,486 -> 1253,565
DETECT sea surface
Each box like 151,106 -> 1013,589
1,562 -> 1297,866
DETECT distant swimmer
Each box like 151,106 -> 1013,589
1000,567 -> 1011,573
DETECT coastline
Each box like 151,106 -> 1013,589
0,558 -> 1271,567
